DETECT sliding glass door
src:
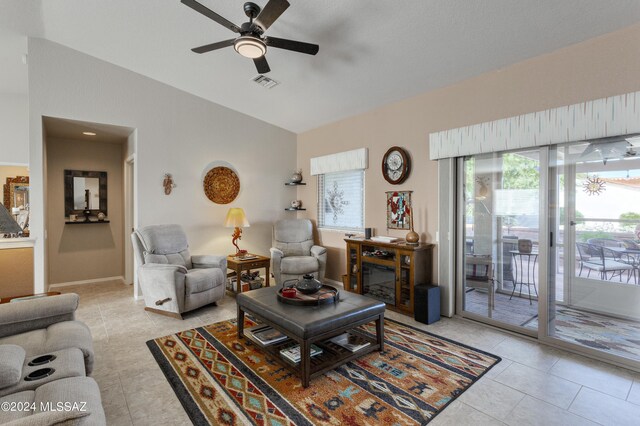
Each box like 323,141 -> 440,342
458,148 -> 542,333
546,136 -> 640,364
457,134 -> 640,367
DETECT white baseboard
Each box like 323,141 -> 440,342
48,276 -> 125,289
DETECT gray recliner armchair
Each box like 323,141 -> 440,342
270,219 -> 327,286
131,224 -> 226,319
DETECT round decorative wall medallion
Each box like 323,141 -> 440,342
203,166 -> 240,204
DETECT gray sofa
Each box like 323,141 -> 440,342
0,293 -> 105,425
131,224 -> 226,318
270,219 -> 327,286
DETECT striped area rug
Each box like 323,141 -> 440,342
147,317 -> 500,425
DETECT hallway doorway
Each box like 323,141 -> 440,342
43,117 -> 136,290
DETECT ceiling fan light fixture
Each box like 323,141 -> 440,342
234,36 -> 266,58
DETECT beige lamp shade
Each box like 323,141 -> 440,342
224,208 -> 250,228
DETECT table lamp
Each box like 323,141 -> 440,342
224,208 -> 250,256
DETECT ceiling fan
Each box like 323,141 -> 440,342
181,0 -> 319,74
580,138 -> 638,165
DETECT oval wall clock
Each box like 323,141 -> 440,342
203,166 -> 240,204
382,146 -> 411,184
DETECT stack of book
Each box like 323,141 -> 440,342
329,333 -> 371,352
280,344 -> 323,364
249,325 -> 288,346
234,255 -> 259,261
370,236 -> 400,243
228,275 -> 264,292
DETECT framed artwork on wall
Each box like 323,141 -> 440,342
3,176 -> 29,210
386,190 -> 412,230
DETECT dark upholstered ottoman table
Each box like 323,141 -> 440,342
237,286 -> 385,387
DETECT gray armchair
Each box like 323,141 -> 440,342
270,219 -> 327,286
0,293 -> 94,374
131,224 -> 226,319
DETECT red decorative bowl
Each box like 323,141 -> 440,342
282,288 -> 297,298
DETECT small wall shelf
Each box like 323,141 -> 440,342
285,181 -> 305,211
65,220 -> 110,225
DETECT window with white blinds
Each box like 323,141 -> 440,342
317,170 -> 364,230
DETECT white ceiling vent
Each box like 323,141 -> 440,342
252,75 -> 279,89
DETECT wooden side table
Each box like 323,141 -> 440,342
226,254 -> 270,293
0,292 -> 61,304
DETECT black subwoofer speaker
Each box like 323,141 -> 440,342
414,284 -> 440,324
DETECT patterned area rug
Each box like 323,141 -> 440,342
527,307 -> 640,359
147,317 -> 501,425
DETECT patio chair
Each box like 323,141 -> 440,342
576,242 -> 601,278
602,246 -> 638,284
602,246 -> 636,283
465,255 -> 495,318
586,239 -> 627,264
587,238 -> 625,261
587,238 -> 625,248
577,243 -> 634,282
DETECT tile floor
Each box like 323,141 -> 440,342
61,281 -> 640,425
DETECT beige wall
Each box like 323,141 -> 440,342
46,138 -> 124,285
297,23 -> 640,282
0,247 -> 33,298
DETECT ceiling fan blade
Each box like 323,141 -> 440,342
191,39 -> 235,54
253,56 -> 271,74
254,0 -> 290,31
181,0 -> 240,33
265,36 -> 319,55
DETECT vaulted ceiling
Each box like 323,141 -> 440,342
1,0 -> 640,132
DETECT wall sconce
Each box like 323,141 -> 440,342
163,173 -> 176,195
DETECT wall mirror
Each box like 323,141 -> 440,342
73,176 -> 100,210
64,170 -> 107,216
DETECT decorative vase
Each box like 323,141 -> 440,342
291,200 -> 302,209
294,274 -> 323,295
406,230 -> 419,245
406,206 -> 419,245
291,169 -> 303,183
97,212 -> 106,221
518,239 -> 532,253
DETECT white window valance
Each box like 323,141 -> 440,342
429,91 -> 640,160
310,148 -> 368,176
